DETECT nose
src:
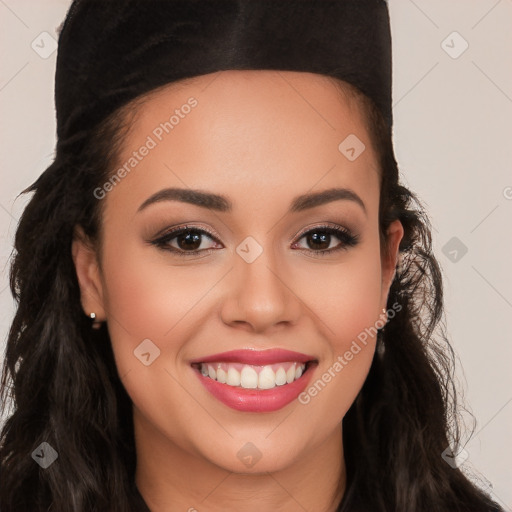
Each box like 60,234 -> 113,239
219,247 -> 302,333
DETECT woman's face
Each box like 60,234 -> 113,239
74,70 -> 402,475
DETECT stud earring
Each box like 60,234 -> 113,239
89,312 -> 102,329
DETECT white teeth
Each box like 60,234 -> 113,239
286,365 -> 295,384
216,367 -> 227,383
275,366 -> 287,386
240,366 -> 258,389
226,366 -> 241,386
258,366 -> 276,389
199,362 -> 308,388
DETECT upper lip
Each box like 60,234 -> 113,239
190,348 -> 316,365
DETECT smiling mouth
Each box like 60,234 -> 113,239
191,360 -> 317,389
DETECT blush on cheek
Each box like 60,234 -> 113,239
103,247 -> 182,328
101,250 -> 220,371
308,266 -> 383,354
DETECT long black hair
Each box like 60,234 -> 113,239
0,3 -> 502,512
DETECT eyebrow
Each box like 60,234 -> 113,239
137,186 -> 367,215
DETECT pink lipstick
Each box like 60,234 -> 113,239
190,349 -> 317,412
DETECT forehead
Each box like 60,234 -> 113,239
103,70 -> 379,219
132,69 -> 365,134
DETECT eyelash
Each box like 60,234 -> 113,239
150,223 -> 359,258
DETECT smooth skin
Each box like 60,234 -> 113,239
73,70 -> 403,512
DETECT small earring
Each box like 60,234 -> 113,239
89,312 -> 102,329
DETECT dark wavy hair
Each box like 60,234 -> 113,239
0,71 -> 501,512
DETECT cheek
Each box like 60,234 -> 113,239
291,238 -> 383,419
98,243 -> 216,431
100,243 -> 213,357
293,237 -> 383,350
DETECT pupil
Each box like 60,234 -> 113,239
178,231 -> 201,250
308,232 -> 330,250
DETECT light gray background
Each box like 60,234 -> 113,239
0,0 -> 511,508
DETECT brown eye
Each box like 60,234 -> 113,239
151,226 -> 221,255
174,230 -> 203,251
293,226 -> 359,256
304,231 -> 332,251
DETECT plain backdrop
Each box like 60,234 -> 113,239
0,0 -> 511,508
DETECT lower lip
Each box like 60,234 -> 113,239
193,364 -> 316,412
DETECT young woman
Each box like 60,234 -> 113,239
0,1 -> 503,511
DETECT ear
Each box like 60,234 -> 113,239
71,226 -> 106,321
379,219 -> 404,311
